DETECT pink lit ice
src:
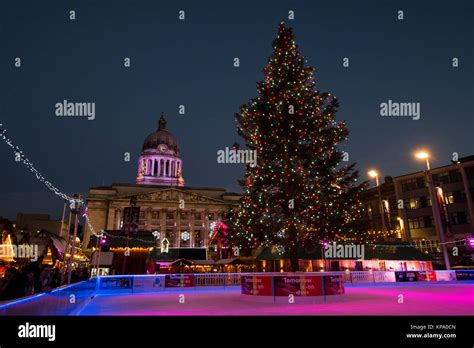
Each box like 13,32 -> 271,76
78,282 -> 474,316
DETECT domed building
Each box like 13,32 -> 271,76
136,114 -> 185,186
84,113 -> 241,274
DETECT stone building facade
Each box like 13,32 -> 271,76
83,114 -> 240,251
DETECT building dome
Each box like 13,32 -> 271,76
142,115 -> 180,154
136,113 -> 185,186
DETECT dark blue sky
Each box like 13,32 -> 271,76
1,0 -> 473,220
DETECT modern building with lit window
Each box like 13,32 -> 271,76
362,156 -> 474,258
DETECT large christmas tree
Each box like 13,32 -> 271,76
230,22 -> 366,271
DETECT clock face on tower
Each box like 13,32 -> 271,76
159,144 -> 168,152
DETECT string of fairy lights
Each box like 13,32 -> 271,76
0,123 -> 100,238
0,122 -> 468,249
0,124 -> 80,204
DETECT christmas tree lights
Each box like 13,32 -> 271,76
229,22 -> 367,271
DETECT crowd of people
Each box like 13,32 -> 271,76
0,264 -> 88,301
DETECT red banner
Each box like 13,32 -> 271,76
415,271 -> 437,282
274,275 -> 323,296
165,274 -> 195,288
323,275 -> 345,295
241,275 -> 273,296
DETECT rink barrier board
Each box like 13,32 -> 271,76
0,270 -> 472,315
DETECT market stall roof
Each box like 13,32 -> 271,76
89,230 -> 155,248
14,229 -> 69,262
215,258 -> 246,265
170,258 -> 193,265
148,247 -> 207,261
256,242 -> 432,261
156,259 -> 193,267
191,260 -> 215,265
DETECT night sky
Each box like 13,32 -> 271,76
0,0 -> 472,220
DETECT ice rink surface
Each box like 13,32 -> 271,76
78,282 -> 474,316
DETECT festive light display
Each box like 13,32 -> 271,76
229,22 -> 367,270
0,123 -> 79,204
0,122 -> 105,239
209,220 -> 230,244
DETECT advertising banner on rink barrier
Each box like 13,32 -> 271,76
241,274 -> 345,297
274,275 -> 323,296
415,270 -> 437,281
133,276 -> 165,292
396,271 -> 438,282
395,271 -> 418,282
165,274 -> 195,288
99,276 -> 134,290
434,270 -> 456,281
241,275 -> 273,296
323,275 -> 345,295
455,270 -> 474,281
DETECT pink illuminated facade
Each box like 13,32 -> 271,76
136,114 -> 185,187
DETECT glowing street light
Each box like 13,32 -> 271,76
414,150 -> 450,270
368,169 -> 379,184
368,169 -> 387,232
415,151 -> 431,170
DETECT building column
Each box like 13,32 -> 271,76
190,209 -> 195,248
160,209 -> 167,248
115,209 -> 122,230
175,209 -> 181,247
460,166 -> 474,229
146,207 -> 152,231
204,209 -> 210,248
394,180 -> 410,241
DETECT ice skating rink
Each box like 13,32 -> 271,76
78,282 -> 474,316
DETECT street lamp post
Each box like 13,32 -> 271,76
368,170 -> 388,233
415,151 -> 451,270
67,194 -> 81,284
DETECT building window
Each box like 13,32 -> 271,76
433,172 -> 449,185
389,199 -> 398,211
449,171 -> 462,183
405,198 -> 420,210
402,178 -> 422,191
459,191 -> 467,203
420,196 -> 432,208
466,167 -> 474,180
408,217 -> 425,229
450,212 -> 468,225
423,216 -> 433,228
444,192 -> 455,205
